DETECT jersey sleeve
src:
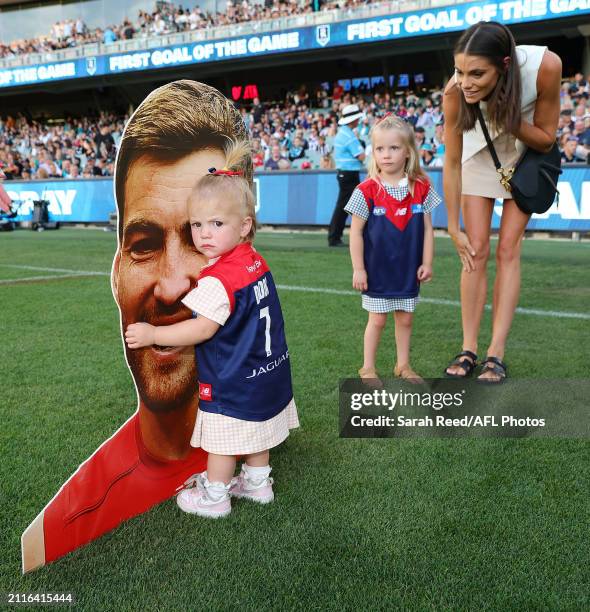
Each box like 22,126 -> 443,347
344,187 -> 369,220
347,136 -> 365,159
181,276 -> 231,325
423,184 -> 442,214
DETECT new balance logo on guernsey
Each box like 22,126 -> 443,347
395,208 -> 408,216
253,277 -> 269,304
199,383 -> 212,401
373,207 -> 386,216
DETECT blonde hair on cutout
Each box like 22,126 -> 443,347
115,80 -> 252,239
368,115 -> 429,195
190,138 -> 257,241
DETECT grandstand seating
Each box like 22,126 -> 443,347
0,75 -> 588,180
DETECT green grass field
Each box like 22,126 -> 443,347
1,228 -> 589,611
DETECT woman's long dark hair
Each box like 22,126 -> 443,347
454,21 -> 522,134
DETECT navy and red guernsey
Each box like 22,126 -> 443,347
195,242 -> 293,422
357,178 -> 430,299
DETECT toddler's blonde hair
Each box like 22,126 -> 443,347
190,138 -> 257,241
368,115 -> 429,195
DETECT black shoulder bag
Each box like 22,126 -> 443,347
475,105 -> 562,215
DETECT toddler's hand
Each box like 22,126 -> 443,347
352,269 -> 368,292
417,265 -> 433,283
125,323 -> 156,349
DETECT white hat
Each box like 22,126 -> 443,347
338,104 -> 363,126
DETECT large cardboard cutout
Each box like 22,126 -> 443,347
21,80 -> 253,573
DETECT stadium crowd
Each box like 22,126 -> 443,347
0,0 -> 364,60
0,74 -> 588,181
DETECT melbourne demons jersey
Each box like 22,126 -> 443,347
357,178 -> 430,299
194,242 -> 293,422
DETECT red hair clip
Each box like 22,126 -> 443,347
378,112 -> 393,123
208,167 -> 243,176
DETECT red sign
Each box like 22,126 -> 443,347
230,84 -> 259,101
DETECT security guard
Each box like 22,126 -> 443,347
328,103 -> 366,247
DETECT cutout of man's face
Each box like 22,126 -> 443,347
113,150 -> 226,413
21,81 -> 250,574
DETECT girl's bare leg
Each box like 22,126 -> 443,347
363,312 -> 387,370
207,453 -> 237,485
245,449 -> 270,467
393,310 -> 413,368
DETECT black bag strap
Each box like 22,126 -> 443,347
475,105 -> 502,171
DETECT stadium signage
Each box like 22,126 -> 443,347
5,169 -> 590,231
108,33 -> 300,72
0,61 -> 75,86
0,0 -> 588,88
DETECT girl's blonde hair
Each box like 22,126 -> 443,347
190,138 -> 257,241
368,115 -> 429,195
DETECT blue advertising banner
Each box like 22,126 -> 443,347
1,0 -> 589,89
4,166 -> 590,231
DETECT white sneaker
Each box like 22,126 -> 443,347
230,468 -> 274,504
177,480 -> 231,518
179,471 -> 207,493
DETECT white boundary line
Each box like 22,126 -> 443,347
276,285 -> 590,320
0,264 -> 109,276
0,274 -> 100,285
2,264 -> 589,320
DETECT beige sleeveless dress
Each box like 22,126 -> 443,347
461,45 -> 547,199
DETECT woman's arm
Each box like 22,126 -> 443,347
514,50 -> 562,152
442,81 -> 476,271
442,82 -> 463,237
349,214 -> 368,291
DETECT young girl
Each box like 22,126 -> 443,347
344,115 -> 442,383
125,141 -> 298,518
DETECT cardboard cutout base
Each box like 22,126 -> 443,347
21,510 -> 45,573
21,412 -> 207,573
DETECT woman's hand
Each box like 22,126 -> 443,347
352,269 -> 368,292
450,230 -> 476,272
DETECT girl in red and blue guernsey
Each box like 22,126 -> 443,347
125,140 -> 298,518
345,115 -> 442,384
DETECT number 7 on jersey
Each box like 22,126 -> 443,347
259,306 -> 272,357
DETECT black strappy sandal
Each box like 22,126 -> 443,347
444,350 -> 478,378
477,356 -> 507,384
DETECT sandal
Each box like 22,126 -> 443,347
394,364 -> 424,385
358,367 -> 383,388
444,350 -> 478,378
477,356 -> 507,384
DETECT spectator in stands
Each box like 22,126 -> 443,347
420,143 -> 443,168
288,136 -> 306,161
121,20 -> 135,40
433,121 -> 445,156
264,145 -> 285,170
2,154 -> 21,179
405,104 -> 418,127
413,126 -> 426,149
560,136 -> 585,162
103,26 -> 117,44
320,154 -> 335,169
251,97 -> 264,124
95,123 -> 116,159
